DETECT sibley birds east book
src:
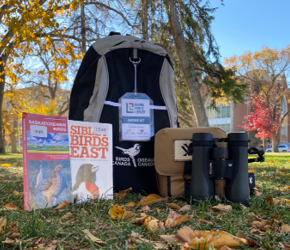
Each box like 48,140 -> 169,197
68,120 -> 113,202
22,113 -> 74,210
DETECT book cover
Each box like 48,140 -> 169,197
22,113 -> 73,210
68,120 -> 113,202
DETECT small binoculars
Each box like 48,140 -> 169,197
189,132 -> 264,205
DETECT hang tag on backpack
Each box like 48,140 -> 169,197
119,92 -> 154,141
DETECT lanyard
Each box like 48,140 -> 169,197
129,48 -> 141,97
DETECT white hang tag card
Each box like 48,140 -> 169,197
119,93 -> 154,141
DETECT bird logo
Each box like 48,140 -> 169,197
115,144 -> 141,167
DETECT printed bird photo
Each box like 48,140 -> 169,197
28,160 -> 73,209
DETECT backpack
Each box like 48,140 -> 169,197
69,33 -> 178,193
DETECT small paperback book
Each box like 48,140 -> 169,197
22,113 -> 73,210
68,120 -> 113,202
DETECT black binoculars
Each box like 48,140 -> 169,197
189,132 -> 264,205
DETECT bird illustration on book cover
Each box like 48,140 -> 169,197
72,163 -> 100,202
28,160 -> 73,209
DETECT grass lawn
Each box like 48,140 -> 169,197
0,153 -> 290,249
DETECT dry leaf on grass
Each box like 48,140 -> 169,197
34,239 -> 58,250
142,216 -> 165,232
278,185 -> 290,191
12,190 -> 23,196
160,235 -> 184,245
0,174 -> 4,178
266,195 -> 281,206
180,243 -> 190,250
250,221 -> 269,230
254,190 -> 263,197
1,238 -> 19,244
62,212 -> 74,219
139,194 -> 163,206
126,202 -> 137,208
156,208 -> 163,214
0,217 -> 7,232
210,204 -> 232,212
280,224 -> 290,233
176,226 -> 244,249
166,203 -> 181,210
282,199 -> 290,204
178,205 -> 191,213
113,187 -> 132,200
236,233 -> 259,247
6,232 -> 20,239
165,210 -> 188,228
1,203 -> 18,211
83,229 -> 105,244
196,218 -> 213,225
219,246 -> 233,250
133,216 -> 147,225
53,201 -> 72,210
280,243 -> 290,250
108,205 -> 134,220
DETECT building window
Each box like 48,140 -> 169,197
207,102 -> 231,132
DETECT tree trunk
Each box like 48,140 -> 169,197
272,131 -> 280,152
0,58 -> 6,153
164,0 -> 209,127
141,0 -> 149,41
81,3 -> 86,54
10,120 -> 18,153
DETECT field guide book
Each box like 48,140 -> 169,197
22,113 -> 73,211
68,120 -> 113,202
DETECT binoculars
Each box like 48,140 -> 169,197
189,132 -> 264,205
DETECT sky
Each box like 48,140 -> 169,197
210,0 -> 290,63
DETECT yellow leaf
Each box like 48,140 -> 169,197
83,229 -> 105,244
282,199 -> 290,204
1,163 -> 11,167
139,194 -> 163,206
12,190 -> 23,196
143,216 -> 159,232
53,201 -> 72,210
108,205 -> 134,220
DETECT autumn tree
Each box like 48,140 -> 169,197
239,93 -> 281,150
0,0 -> 87,153
225,46 -> 290,151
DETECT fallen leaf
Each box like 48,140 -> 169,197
139,206 -> 151,213
1,238 -> 19,244
126,202 -> 137,208
62,212 -> 74,219
1,203 -> 18,211
139,194 -> 163,206
143,216 -> 159,232
152,241 -> 168,249
236,233 -> 259,247
0,174 -> 4,178
281,224 -> 290,233
113,187 -> 132,200
176,226 -> 208,242
210,204 -> 232,212
280,243 -> 290,250
178,205 -> 191,213
254,190 -> 263,197
12,190 -> 23,197
165,210 -> 188,228
6,232 -> 21,239
83,229 -> 105,244
282,199 -> 290,204
156,208 -> 163,214
276,169 -> 285,176
1,163 -> 11,167
180,243 -> 190,250
166,203 -> 181,210
158,221 -> 165,230
278,185 -> 290,191
250,221 -> 269,229
266,195 -> 281,206
133,216 -> 147,225
219,246 -> 233,250
54,201 -> 72,210
196,218 -> 213,225
108,205 -> 134,220
188,230 -> 243,249
0,217 -> 7,232
160,235 -> 184,245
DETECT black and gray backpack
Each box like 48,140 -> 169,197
69,33 -> 178,194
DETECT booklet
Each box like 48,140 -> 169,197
68,120 -> 113,202
22,113 -> 73,210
